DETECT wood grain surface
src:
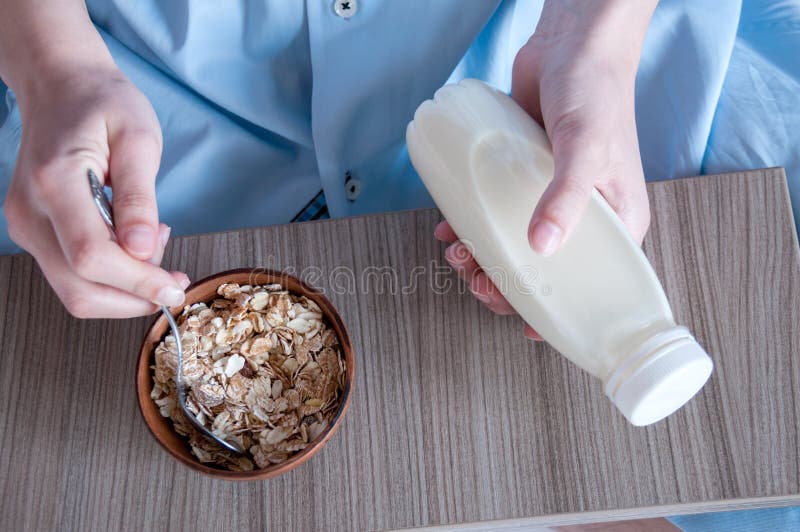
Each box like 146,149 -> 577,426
0,168 -> 798,531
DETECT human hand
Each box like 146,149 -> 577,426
437,0 -> 657,340
4,65 -> 189,318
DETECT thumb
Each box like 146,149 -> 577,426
147,223 -> 171,266
108,126 -> 163,260
528,123 -> 597,256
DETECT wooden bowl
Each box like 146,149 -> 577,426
136,268 -> 355,480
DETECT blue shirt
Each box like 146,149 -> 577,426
1,0 -> 798,254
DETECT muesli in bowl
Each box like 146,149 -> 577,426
137,269 -> 354,480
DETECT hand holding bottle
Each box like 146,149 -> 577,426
435,0 -> 658,340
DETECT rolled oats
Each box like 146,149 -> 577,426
151,282 -> 346,471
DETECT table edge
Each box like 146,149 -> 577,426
164,167 -> 791,244
402,494 -> 800,531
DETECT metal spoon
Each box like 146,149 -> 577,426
88,169 -> 244,454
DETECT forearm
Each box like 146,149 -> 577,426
0,0 -> 115,96
533,0 -> 658,75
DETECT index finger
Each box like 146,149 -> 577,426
434,220 -> 459,243
40,163 -> 185,307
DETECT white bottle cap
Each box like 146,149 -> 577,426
604,327 -> 713,426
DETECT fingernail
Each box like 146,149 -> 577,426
124,224 -> 155,255
433,222 -> 448,241
156,285 -> 185,307
160,226 -> 171,248
529,219 -> 563,257
470,287 -> 491,304
179,276 -> 191,290
523,325 -> 544,341
445,242 -> 467,263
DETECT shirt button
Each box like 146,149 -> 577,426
344,175 -> 362,201
333,0 -> 358,19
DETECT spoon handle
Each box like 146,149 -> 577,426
87,169 -> 244,454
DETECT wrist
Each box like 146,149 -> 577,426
532,0 -> 658,75
1,16 -> 116,100
14,43 -> 116,95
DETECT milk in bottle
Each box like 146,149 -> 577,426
406,79 -> 713,426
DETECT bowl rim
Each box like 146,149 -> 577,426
135,267 -> 355,480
